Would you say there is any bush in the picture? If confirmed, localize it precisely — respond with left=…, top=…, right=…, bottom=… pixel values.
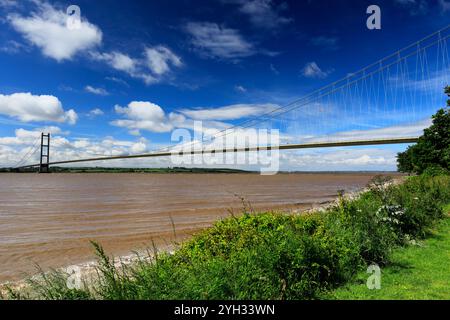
left=422, top=165, right=449, bottom=177
left=391, top=175, right=450, bottom=238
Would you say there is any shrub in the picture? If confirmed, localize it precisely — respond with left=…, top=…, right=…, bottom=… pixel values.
left=391, top=175, right=449, bottom=238
left=422, top=165, right=449, bottom=177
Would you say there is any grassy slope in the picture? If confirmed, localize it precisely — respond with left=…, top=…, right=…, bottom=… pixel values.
left=327, top=205, right=450, bottom=300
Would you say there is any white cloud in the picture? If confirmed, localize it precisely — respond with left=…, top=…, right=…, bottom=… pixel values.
left=5, top=2, right=180, bottom=85
left=85, top=85, right=109, bottom=96
left=145, top=45, right=182, bottom=76
left=8, top=1, right=102, bottom=61
left=110, top=100, right=280, bottom=135
left=90, top=51, right=137, bottom=74
left=0, top=128, right=41, bottom=145
left=91, top=45, right=182, bottom=85
left=38, top=125, right=65, bottom=134
left=0, top=92, right=77, bottom=124
left=0, top=127, right=154, bottom=167
left=302, top=62, right=332, bottom=79
left=130, top=138, right=148, bottom=153
left=112, top=101, right=184, bottom=134
left=88, top=108, right=104, bottom=117
left=179, top=103, right=278, bottom=121
left=185, top=22, right=255, bottom=59
left=90, top=51, right=156, bottom=85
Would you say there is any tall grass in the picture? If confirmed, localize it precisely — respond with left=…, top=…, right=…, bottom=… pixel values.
left=3, top=174, right=450, bottom=300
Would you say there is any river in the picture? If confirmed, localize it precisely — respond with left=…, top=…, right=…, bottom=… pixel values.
left=0, top=172, right=398, bottom=283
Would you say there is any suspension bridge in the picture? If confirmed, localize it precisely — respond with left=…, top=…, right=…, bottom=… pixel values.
left=12, top=25, right=450, bottom=172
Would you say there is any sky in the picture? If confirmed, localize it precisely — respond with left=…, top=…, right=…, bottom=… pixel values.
left=0, top=0, right=449, bottom=171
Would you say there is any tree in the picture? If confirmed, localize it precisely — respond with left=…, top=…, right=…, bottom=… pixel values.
left=397, top=86, right=450, bottom=174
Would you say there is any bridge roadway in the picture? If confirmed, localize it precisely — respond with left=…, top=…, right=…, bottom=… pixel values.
left=17, top=137, right=419, bottom=169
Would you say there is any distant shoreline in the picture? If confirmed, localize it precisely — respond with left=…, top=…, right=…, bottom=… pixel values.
left=0, top=167, right=402, bottom=174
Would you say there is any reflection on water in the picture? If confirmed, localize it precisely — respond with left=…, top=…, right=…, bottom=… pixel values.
left=0, top=172, right=395, bottom=283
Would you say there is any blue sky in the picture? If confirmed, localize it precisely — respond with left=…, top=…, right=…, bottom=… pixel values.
left=0, top=0, right=449, bottom=170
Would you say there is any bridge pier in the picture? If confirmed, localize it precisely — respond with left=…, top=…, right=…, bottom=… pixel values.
left=39, top=133, right=50, bottom=173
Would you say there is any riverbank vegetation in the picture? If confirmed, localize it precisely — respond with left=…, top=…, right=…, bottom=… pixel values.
left=3, top=173, right=449, bottom=300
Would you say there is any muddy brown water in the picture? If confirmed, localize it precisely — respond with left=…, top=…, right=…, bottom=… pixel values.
left=0, top=172, right=399, bottom=283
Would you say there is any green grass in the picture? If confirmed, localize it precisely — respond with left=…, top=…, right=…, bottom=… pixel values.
left=326, top=213, right=450, bottom=300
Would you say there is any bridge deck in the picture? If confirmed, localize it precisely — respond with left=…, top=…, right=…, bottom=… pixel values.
left=16, top=137, right=419, bottom=169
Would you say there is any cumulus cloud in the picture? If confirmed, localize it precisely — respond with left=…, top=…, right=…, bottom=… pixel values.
left=8, top=1, right=102, bottom=61
left=185, top=22, right=255, bottom=59
left=0, top=92, right=77, bottom=124
left=110, top=100, right=282, bottom=136
left=302, top=62, right=332, bottom=79
left=0, top=127, right=154, bottom=167
left=111, top=101, right=185, bottom=134
left=0, top=126, right=65, bottom=146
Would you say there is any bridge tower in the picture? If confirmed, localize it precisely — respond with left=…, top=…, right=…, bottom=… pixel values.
left=39, top=133, right=50, bottom=173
